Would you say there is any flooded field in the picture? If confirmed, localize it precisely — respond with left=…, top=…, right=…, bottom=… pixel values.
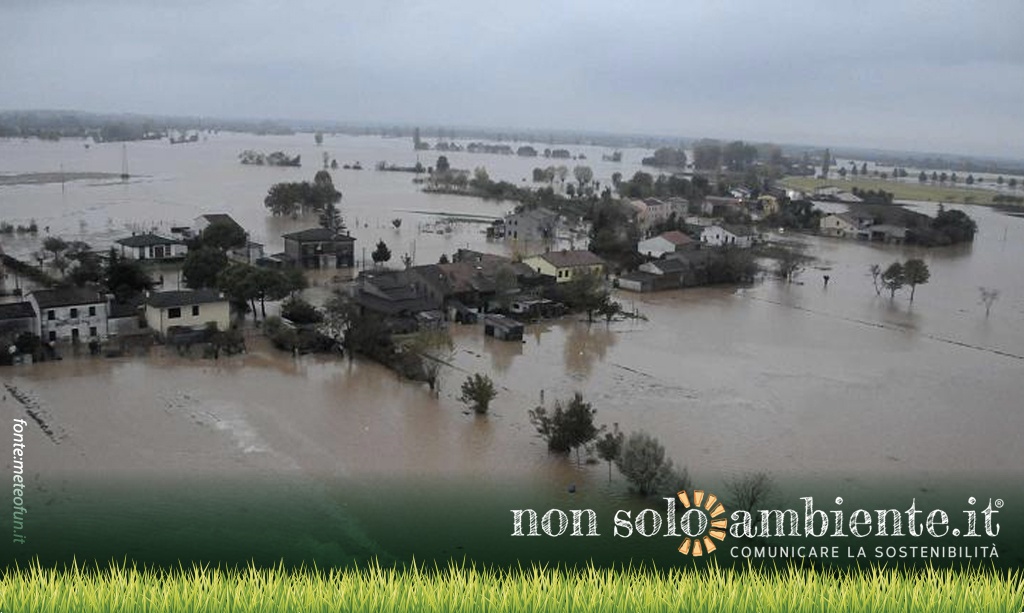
left=2, top=135, right=1024, bottom=565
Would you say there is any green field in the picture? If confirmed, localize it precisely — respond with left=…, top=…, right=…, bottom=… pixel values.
left=780, top=176, right=1018, bottom=206
left=2, top=561, right=1022, bottom=612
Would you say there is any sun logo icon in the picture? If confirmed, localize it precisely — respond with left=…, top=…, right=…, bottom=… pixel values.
left=676, top=489, right=728, bottom=556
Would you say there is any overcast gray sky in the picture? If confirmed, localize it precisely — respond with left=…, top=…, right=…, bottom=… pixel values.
left=2, top=0, right=1022, bottom=158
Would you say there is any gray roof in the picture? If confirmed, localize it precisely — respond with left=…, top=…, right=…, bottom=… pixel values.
left=719, top=223, right=757, bottom=237
left=145, top=289, right=226, bottom=308
left=0, top=302, right=36, bottom=320
left=198, top=213, right=244, bottom=231
left=531, top=250, right=605, bottom=269
left=647, top=258, right=690, bottom=273
left=282, top=228, right=356, bottom=242
left=116, top=233, right=182, bottom=248
left=31, top=287, right=106, bottom=308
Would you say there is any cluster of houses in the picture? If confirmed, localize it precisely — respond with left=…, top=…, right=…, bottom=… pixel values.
left=1, top=211, right=362, bottom=357
left=0, top=285, right=231, bottom=351
left=348, top=248, right=607, bottom=340
left=114, top=213, right=357, bottom=270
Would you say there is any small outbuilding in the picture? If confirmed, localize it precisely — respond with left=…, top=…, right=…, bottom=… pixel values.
left=484, top=314, right=524, bottom=341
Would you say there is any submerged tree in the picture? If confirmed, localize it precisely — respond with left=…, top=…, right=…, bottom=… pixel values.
left=979, top=287, right=1000, bottom=318
left=614, top=431, right=676, bottom=496
left=881, top=262, right=905, bottom=299
left=459, top=373, right=497, bottom=415
left=903, top=258, right=930, bottom=302
left=528, top=392, right=601, bottom=467
left=869, top=264, right=883, bottom=296
left=594, top=423, right=624, bottom=482
left=371, top=239, right=391, bottom=266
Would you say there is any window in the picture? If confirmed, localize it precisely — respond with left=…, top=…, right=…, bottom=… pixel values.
left=69, top=308, right=78, bottom=318
left=191, top=305, right=199, bottom=317
left=48, top=331, right=56, bottom=342
left=168, top=307, right=181, bottom=319
left=89, top=326, right=97, bottom=337
left=47, top=310, right=55, bottom=321
left=88, top=306, right=96, bottom=317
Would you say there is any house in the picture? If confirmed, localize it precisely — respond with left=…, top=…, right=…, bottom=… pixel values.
left=523, top=250, right=605, bottom=283
left=108, top=299, right=145, bottom=337
left=412, top=250, right=543, bottom=315
left=503, top=207, right=560, bottom=242
left=616, top=271, right=659, bottom=293
left=28, top=287, right=109, bottom=342
left=282, top=228, right=356, bottom=269
left=229, top=241, right=265, bottom=265
left=705, top=196, right=744, bottom=216
left=629, top=198, right=674, bottom=231
left=115, top=233, right=188, bottom=261
left=143, top=289, right=231, bottom=339
left=700, top=224, right=757, bottom=248
left=868, top=224, right=908, bottom=244
left=509, top=298, right=564, bottom=320
left=0, top=302, right=38, bottom=340
left=192, top=213, right=263, bottom=263
left=193, top=213, right=245, bottom=238
left=351, top=269, right=443, bottom=333
left=637, top=231, right=695, bottom=258
left=483, top=314, right=524, bottom=341
left=820, top=213, right=871, bottom=239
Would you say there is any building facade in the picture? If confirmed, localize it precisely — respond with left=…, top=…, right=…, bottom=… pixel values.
left=28, top=287, right=110, bottom=342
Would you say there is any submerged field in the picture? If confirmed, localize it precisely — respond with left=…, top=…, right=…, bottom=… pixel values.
left=1, top=561, right=1021, bottom=613
left=780, top=176, right=1019, bottom=205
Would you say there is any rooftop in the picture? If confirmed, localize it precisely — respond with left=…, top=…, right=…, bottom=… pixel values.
left=647, top=258, right=691, bottom=273
left=656, top=230, right=693, bottom=246
left=145, top=289, right=226, bottom=308
left=718, top=223, right=758, bottom=237
left=30, top=287, right=106, bottom=308
left=115, top=233, right=182, bottom=248
left=529, top=250, right=605, bottom=269
left=282, top=228, right=356, bottom=242
left=197, top=213, right=244, bottom=231
left=0, top=301, right=36, bottom=320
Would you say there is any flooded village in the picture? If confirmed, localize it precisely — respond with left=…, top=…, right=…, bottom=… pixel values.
left=2, top=129, right=1024, bottom=565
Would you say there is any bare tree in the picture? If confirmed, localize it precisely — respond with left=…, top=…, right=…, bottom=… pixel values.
left=979, top=287, right=1000, bottom=318
left=869, top=264, right=883, bottom=296
left=727, top=471, right=777, bottom=538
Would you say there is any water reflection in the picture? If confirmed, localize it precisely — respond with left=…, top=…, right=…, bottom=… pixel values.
left=563, top=321, right=617, bottom=377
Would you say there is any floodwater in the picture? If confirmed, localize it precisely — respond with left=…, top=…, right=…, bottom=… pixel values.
left=2, top=133, right=1023, bottom=495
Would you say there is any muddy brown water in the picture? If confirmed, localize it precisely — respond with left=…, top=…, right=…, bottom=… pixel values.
left=2, top=136, right=1023, bottom=561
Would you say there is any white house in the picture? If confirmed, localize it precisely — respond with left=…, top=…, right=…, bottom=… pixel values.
left=820, top=213, right=871, bottom=238
left=144, top=289, right=231, bottom=338
left=115, top=233, right=188, bottom=261
left=700, top=224, right=757, bottom=248
left=637, top=231, right=695, bottom=258
left=28, top=287, right=110, bottom=343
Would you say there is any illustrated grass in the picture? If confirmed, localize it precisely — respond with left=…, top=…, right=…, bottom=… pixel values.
left=2, top=560, right=1022, bottom=612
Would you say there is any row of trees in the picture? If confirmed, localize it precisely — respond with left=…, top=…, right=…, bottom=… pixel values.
left=456, top=372, right=776, bottom=514
left=263, top=170, right=342, bottom=217
left=526, top=392, right=688, bottom=495
left=870, top=259, right=930, bottom=301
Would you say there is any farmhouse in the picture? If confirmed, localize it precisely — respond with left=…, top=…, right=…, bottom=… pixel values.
left=523, top=250, right=605, bottom=283
left=143, top=289, right=231, bottom=338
